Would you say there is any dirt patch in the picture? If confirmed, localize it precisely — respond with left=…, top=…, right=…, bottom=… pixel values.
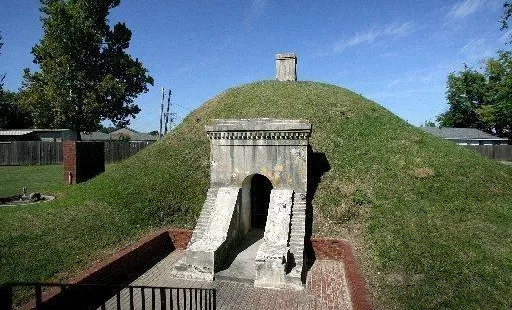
left=412, top=167, right=434, bottom=178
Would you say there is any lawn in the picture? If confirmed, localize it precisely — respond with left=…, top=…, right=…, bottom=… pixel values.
left=0, top=165, right=65, bottom=198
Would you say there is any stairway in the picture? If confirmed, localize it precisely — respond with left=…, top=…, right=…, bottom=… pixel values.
left=287, top=192, right=307, bottom=282
left=190, top=187, right=218, bottom=245
left=254, top=189, right=295, bottom=289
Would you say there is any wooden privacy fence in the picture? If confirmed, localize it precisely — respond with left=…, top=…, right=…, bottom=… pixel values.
left=464, top=145, right=512, bottom=161
left=104, top=140, right=152, bottom=164
left=0, top=141, right=154, bottom=166
left=0, top=141, right=62, bottom=165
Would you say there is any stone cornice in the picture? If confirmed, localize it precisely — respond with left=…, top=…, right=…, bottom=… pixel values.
left=206, top=130, right=310, bottom=140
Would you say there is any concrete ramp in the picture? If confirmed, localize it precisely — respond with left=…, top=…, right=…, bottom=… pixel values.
left=254, top=189, right=295, bottom=289
left=173, top=186, right=241, bottom=281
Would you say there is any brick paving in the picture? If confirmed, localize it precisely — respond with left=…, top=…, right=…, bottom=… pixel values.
left=98, top=251, right=350, bottom=310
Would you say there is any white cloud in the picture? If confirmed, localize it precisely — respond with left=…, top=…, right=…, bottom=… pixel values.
left=333, top=30, right=379, bottom=52
left=461, top=37, right=486, bottom=52
left=333, top=21, right=414, bottom=53
left=244, top=0, right=268, bottom=28
left=385, top=63, right=456, bottom=89
left=385, top=22, right=414, bottom=36
left=460, top=37, right=495, bottom=59
left=448, top=0, right=486, bottom=19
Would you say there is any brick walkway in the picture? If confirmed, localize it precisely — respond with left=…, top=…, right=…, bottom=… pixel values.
left=99, top=251, right=350, bottom=310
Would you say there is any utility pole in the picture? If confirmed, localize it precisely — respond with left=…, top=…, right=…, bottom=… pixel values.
left=159, top=87, right=164, bottom=140
left=164, top=89, right=171, bottom=135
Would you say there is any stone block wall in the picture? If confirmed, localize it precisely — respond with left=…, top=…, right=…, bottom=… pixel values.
left=63, top=141, right=105, bottom=184
left=275, top=53, right=297, bottom=81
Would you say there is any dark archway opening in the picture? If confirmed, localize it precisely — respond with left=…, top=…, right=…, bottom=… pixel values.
left=250, top=174, right=273, bottom=230
left=215, top=174, right=273, bottom=279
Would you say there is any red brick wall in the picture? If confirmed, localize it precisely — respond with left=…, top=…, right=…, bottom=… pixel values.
left=168, top=229, right=192, bottom=250
left=63, top=141, right=105, bottom=184
left=309, top=238, right=372, bottom=310
left=63, top=141, right=77, bottom=184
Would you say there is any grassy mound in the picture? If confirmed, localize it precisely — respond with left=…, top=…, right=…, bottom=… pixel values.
left=2, top=81, right=511, bottom=308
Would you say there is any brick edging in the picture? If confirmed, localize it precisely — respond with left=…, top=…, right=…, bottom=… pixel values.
left=19, top=228, right=185, bottom=310
left=18, top=229, right=370, bottom=310
left=309, top=238, right=373, bottom=310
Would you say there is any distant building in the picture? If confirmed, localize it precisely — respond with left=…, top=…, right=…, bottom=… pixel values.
left=421, top=127, right=509, bottom=145
left=0, top=128, right=158, bottom=143
left=81, top=128, right=158, bottom=142
left=0, top=129, right=75, bottom=142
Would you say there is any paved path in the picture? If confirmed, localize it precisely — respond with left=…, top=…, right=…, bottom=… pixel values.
left=99, top=251, right=350, bottom=310
left=215, top=229, right=263, bottom=283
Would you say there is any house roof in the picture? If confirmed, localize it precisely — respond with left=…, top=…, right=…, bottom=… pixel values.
left=80, top=131, right=158, bottom=141
left=0, top=129, right=71, bottom=136
left=421, top=127, right=508, bottom=141
left=110, top=127, right=138, bottom=135
left=131, top=133, right=158, bottom=141
left=0, top=130, right=34, bottom=136
left=81, top=131, right=111, bottom=141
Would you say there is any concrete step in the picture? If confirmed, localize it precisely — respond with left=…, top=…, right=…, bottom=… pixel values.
left=290, top=229, right=305, bottom=240
left=289, top=245, right=304, bottom=252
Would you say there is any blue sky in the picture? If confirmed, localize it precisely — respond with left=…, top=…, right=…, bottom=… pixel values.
left=0, top=0, right=510, bottom=132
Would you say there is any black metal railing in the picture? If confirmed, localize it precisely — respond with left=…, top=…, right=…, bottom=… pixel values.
left=0, top=282, right=216, bottom=310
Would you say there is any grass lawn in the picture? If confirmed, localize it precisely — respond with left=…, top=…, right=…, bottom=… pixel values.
left=0, top=165, right=66, bottom=198
left=0, top=163, right=146, bottom=304
left=1, top=81, right=512, bottom=309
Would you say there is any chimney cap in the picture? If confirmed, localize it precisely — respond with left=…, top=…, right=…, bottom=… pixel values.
left=275, top=53, right=297, bottom=60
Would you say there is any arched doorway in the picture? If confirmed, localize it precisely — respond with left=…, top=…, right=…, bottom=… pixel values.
left=241, top=174, right=273, bottom=233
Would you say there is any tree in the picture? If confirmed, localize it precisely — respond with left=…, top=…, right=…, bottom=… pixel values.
left=0, top=32, right=32, bottom=129
left=421, top=119, right=436, bottom=127
left=0, top=91, right=32, bottom=128
left=437, top=53, right=512, bottom=139
left=485, top=51, right=512, bottom=138
left=437, top=66, right=490, bottom=130
left=20, top=0, right=153, bottom=139
left=502, top=2, right=512, bottom=35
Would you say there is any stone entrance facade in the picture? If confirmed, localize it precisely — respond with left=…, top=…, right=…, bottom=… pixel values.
left=174, top=119, right=311, bottom=290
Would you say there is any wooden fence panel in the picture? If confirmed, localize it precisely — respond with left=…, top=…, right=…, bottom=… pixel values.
left=0, top=141, right=153, bottom=166
left=0, top=141, right=63, bottom=165
left=464, top=145, right=512, bottom=161
left=104, top=141, right=152, bottom=164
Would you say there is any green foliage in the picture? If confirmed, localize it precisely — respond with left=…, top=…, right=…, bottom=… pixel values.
left=0, top=90, right=33, bottom=128
left=485, top=51, right=512, bottom=137
left=19, top=0, right=153, bottom=136
left=0, top=33, right=32, bottom=129
left=1, top=81, right=512, bottom=309
left=437, top=66, right=488, bottom=129
left=501, top=2, right=512, bottom=34
left=438, top=53, right=512, bottom=138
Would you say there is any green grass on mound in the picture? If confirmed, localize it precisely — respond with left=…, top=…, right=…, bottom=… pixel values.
left=1, top=81, right=511, bottom=309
